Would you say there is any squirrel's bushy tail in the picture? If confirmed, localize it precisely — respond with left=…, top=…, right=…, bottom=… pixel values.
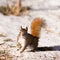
left=31, top=18, right=45, bottom=38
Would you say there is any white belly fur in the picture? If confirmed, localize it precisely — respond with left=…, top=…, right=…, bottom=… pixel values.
left=18, top=36, right=26, bottom=46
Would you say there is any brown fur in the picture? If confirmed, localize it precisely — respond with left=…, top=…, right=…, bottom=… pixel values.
left=31, top=18, right=46, bottom=37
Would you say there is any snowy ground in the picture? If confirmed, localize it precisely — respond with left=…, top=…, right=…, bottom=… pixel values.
left=0, top=0, right=60, bottom=60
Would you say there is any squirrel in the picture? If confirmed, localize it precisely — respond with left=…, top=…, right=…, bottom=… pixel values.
left=17, top=18, right=46, bottom=53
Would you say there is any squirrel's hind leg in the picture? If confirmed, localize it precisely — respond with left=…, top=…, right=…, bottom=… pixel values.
left=20, top=43, right=27, bottom=53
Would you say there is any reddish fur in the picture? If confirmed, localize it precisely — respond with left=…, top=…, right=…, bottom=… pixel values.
left=31, top=18, right=45, bottom=37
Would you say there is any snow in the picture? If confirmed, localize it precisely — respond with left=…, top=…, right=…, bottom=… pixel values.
left=0, top=0, right=60, bottom=60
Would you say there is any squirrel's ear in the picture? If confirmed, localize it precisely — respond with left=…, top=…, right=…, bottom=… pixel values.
left=26, top=27, right=28, bottom=31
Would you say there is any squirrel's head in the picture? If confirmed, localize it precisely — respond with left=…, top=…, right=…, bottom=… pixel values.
left=20, top=26, right=28, bottom=34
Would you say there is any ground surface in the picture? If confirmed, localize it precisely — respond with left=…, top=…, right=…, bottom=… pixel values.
left=0, top=0, right=60, bottom=60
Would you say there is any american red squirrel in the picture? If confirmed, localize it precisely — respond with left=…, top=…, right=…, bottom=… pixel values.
left=17, top=18, right=46, bottom=53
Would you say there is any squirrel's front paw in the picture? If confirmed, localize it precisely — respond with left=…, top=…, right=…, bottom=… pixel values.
left=17, top=43, right=22, bottom=49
